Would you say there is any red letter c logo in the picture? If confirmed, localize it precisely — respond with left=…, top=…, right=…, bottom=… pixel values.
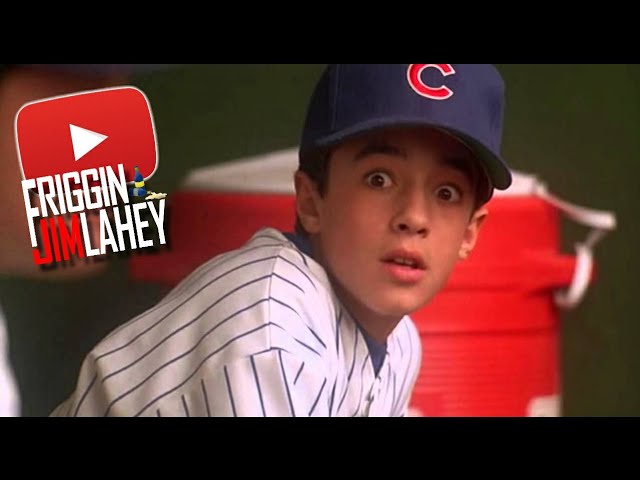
left=407, top=64, right=455, bottom=100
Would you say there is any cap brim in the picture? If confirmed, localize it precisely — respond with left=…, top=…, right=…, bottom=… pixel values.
left=307, top=117, right=513, bottom=191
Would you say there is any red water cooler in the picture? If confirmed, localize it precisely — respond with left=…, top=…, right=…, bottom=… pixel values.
left=129, top=148, right=616, bottom=417
left=408, top=186, right=615, bottom=417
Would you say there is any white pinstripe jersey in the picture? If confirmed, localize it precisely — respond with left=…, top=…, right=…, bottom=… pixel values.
left=51, top=228, right=422, bottom=417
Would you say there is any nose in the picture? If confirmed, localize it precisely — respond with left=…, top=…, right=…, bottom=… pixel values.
left=391, top=188, right=430, bottom=237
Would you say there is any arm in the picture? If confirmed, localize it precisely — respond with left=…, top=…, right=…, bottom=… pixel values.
left=51, top=284, right=333, bottom=417
left=51, top=343, right=331, bottom=417
left=50, top=237, right=335, bottom=417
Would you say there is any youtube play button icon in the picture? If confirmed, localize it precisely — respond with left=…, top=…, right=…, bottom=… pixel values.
left=15, top=86, right=158, bottom=184
left=69, top=124, right=108, bottom=162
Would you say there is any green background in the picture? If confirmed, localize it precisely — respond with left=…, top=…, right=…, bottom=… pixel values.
left=1, top=64, right=637, bottom=416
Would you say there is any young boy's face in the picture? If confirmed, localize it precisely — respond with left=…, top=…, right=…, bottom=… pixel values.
left=296, top=126, right=488, bottom=339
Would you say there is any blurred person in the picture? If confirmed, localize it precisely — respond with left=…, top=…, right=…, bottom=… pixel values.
left=0, top=64, right=160, bottom=416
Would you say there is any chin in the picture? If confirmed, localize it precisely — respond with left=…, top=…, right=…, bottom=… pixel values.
left=371, top=293, right=432, bottom=319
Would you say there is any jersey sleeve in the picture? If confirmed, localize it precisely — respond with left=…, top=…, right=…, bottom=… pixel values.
left=50, top=264, right=335, bottom=417
left=51, top=330, right=331, bottom=417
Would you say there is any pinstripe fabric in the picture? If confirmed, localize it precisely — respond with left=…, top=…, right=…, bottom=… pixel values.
left=51, top=228, right=421, bottom=417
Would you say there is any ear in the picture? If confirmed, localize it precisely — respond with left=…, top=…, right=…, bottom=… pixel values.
left=294, top=170, right=323, bottom=235
left=459, top=207, right=488, bottom=260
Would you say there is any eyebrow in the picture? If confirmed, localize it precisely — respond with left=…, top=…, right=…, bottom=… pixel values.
left=353, top=143, right=407, bottom=162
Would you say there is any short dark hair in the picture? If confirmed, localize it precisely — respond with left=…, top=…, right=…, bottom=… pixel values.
left=294, top=148, right=493, bottom=237
left=294, top=149, right=332, bottom=237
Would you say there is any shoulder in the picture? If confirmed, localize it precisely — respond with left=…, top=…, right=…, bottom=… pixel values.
left=88, top=227, right=337, bottom=367
left=156, top=228, right=324, bottom=312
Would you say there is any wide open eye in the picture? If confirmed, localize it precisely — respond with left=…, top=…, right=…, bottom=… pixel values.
left=435, top=185, right=462, bottom=202
left=366, top=171, right=393, bottom=189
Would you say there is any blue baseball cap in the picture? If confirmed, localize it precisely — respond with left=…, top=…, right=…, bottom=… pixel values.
left=299, top=64, right=512, bottom=192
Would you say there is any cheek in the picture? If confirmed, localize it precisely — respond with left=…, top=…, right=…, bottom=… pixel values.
left=318, top=192, right=381, bottom=267
left=432, top=216, right=471, bottom=255
left=321, top=207, right=368, bottom=257
left=321, top=189, right=380, bottom=231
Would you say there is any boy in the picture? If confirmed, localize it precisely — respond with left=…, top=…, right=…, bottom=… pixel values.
left=52, top=64, right=512, bottom=417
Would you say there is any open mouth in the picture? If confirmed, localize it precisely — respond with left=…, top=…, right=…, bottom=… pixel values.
left=381, top=251, right=426, bottom=270
left=386, top=257, right=420, bottom=269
